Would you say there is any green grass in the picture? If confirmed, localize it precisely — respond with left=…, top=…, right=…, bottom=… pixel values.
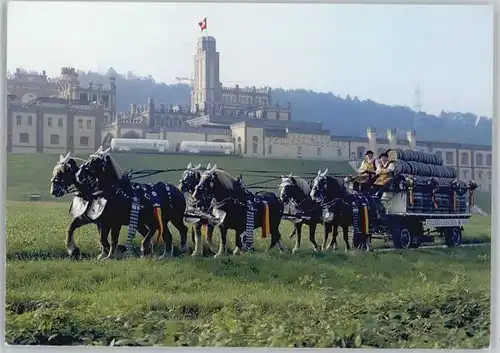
left=7, top=152, right=353, bottom=202
left=6, top=201, right=491, bottom=348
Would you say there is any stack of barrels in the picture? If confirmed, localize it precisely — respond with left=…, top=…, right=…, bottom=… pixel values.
left=387, top=149, right=469, bottom=214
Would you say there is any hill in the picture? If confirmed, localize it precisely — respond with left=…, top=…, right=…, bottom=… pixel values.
left=74, top=68, right=491, bottom=145
left=7, top=153, right=352, bottom=202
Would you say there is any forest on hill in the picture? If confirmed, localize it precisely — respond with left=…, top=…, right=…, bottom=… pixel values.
left=74, top=68, right=492, bottom=145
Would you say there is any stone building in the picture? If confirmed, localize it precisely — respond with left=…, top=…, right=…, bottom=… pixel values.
left=7, top=67, right=116, bottom=154
left=6, top=35, right=492, bottom=191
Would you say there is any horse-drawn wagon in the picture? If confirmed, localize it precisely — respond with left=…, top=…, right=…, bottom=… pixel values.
left=344, top=149, right=478, bottom=250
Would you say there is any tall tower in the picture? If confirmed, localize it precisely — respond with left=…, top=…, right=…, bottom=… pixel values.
left=191, top=36, right=221, bottom=112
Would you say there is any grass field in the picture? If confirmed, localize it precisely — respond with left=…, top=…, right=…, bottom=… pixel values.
left=6, top=200, right=491, bottom=348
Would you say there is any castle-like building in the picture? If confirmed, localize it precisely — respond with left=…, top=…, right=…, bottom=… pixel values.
left=6, top=36, right=492, bottom=192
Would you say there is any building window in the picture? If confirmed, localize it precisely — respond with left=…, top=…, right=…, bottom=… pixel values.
left=86, top=120, right=92, bottom=130
left=92, top=94, right=98, bottom=103
left=252, top=136, right=258, bottom=154
left=50, top=134, right=60, bottom=145
left=337, top=148, right=342, bottom=157
left=80, top=136, right=89, bottom=146
left=47, top=117, right=52, bottom=127
left=102, top=95, right=109, bottom=108
left=351, top=152, right=356, bottom=160
left=434, top=150, right=442, bottom=159
left=19, top=132, right=29, bottom=144
left=268, top=145, right=272, bottom=155
left=297, top=146, right=302, bottom=156
left=460, top=152, right=469, bottom=165
left=445, top=152, right=454, bottom=165
left=478, top=171, right=484, bottom=180
left=27, top=116, right=32, bottom=126
left=486, top=154, right=492, bottom=166
left=462, top=170, right=469, bottom=179
left=357, top=146, right=366, bottom=159
left=78, top=119, right=83, bottom=130
left=475, top=153, right=483, bottom=166
left=317, top=147, right=321, bottom=156
left=16, top=115, right=21, bottom=125
left=80, top=93, right=88, bottom=102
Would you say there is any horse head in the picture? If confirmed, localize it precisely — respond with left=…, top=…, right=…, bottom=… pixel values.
left=278, top=172, right=309, bottom=205
left=179, top=162, right=203, bottom=194
left=192, top=164, right=239, bottom=206
left=50, top=152, right=80, bottom=197
left=309, top=168, right=346, bottom=204
left=75, top=146, right=118, bottom=189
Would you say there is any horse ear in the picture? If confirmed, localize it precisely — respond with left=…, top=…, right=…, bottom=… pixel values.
left=187, top=162, right=192, bottom=169
left=317, top=170, right=321, bottom=176
left=96, top=146, right=103, bottom=154
left=59, top=154, right=65, bottom=162
left=321, top=168, right=328, bottom=176
left=210, top=164, right=217, bottom=172
left=64, top=151, right=71, bottom=160
left=206, top=163, right=212, bottom=170
left=195, top=163, right=202, bottom=169
left=288, top=172, right=293, bottom=177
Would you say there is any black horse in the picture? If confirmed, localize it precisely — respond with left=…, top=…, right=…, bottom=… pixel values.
left=179, top=162, right=227, bottom=256
left=49, top=151, right=149, bottom=259
left=309, top=169, right=355, bottom=251
left=75, top=147, right=189, bottom=258
left=192, top=165, right=286, bottom=256
left=278, top=173, right=324, bottom=253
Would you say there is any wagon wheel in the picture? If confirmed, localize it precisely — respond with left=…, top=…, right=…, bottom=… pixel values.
left=444, top=227, right=462, bottom=248
left=391, top=227, right=412, bottom=249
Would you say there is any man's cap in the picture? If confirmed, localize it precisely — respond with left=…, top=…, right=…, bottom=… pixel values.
left=379, top=152, right=389, bottom=158
left=365, top=150, right=374, bottom=155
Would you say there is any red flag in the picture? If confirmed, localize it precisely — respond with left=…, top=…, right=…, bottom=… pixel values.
left=198, top=17, right=207, bottom=31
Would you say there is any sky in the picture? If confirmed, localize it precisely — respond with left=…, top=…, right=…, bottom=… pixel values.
left=7, top=2, right=494, bottom=117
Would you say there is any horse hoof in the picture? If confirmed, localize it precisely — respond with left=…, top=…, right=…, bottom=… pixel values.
left=214, top=253, right=223, bottom=259
left=292, top=247, right=299, bottom=254
left=191, top=252, right=202, bottom=257
left=232, top=249, right=241, bottom=256
left=97, top=253, right=106, bottom=261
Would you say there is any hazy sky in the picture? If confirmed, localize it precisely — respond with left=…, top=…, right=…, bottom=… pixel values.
left=7, top=2, right=494, bottom=117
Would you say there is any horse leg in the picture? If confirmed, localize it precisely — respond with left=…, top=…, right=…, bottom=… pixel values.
left=171, top=217, right=189, bottom=254
left=206, top=224, right=217, bottom=251
left=215, top=226, right=229, bottom=258
left=308, top=223, right=320, bottom=252
left=96, top=225, right=112, bottom=260
left=292, top=223, right=303, bottom=254
left=233, top=227, right=244, bottom=256
left=342, top=223, right=351, bottom=251
left=105, top=225, right=122, bottom=259
left=65, top=217, right=89, bottom=259
left=321, top=223, right=330, bottom=251
left=329, top=223, right=339, bottom=251
left=157, top=222, right=174, bottom=258
left=268, top=224, right=286, bottom=254
left=192, top=222, right=204, bottom=257
left=140, top=227, right=156, bottom=258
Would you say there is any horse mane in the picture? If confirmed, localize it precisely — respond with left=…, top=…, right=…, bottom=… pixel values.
left=106, top=155, right=123, bottom=179
left=281, top=176, right=311, bottom=195
left=207, top=169, right=237, bottom=190
left=52, top=157, right=81, bottom=177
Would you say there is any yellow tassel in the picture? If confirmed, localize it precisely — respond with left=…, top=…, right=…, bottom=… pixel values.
left=363, top=206, right=369, bottom=234
left=202, top=223, right=208, bottom=238
left=262, top=203, right=270, bottom=238
left=154, top=207, right=163, bottom=244
left=453, top=191, right=457, bottom=211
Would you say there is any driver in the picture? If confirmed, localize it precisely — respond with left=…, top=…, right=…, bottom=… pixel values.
left=371, top=152, right=395, bottom=197
left=355, top=150, right=376, bottom=192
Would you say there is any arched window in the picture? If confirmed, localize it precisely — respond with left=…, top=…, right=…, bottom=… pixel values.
left=434, top=150, right=442, bottom=159
left=478, top=171, right=484, bottom=180
left=297, top=146, right=302, bottom=156
left=252, top=136, right=258, bottom=154
left=357, top=146, right=365, bottom=159
left=487, top=154, right=492, bottom=166
left=460, top=152, right=469, bottom=165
